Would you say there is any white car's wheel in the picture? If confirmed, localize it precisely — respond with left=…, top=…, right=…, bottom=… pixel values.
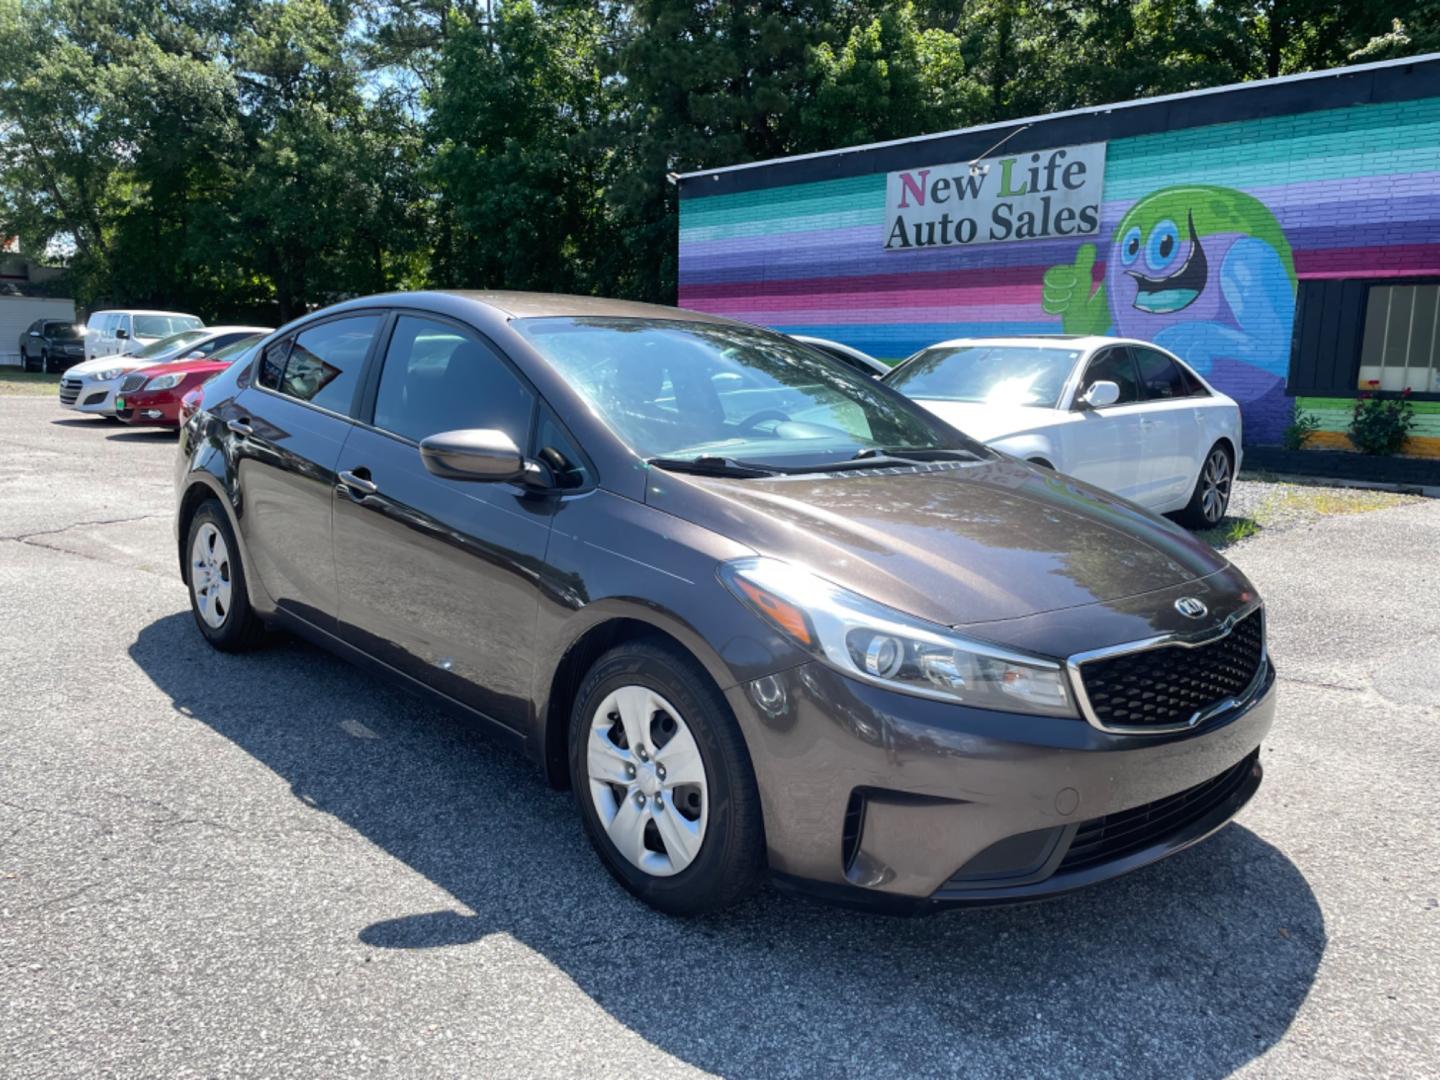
left=1176, top=444, right=1233, bottom=529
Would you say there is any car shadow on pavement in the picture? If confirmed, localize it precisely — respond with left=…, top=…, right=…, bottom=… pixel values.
left=130, top=612, right=1325, bottom=1078
left=105, top=430, right=176, bottom=442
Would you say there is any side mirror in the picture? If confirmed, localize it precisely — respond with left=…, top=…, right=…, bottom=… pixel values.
left=419, top=429, right=548, bottom=486
left=1080, top=380, right=1120, bottom=409
left=28, top=330, right=41, bottom=338
left=115, top=328, right=129, bottom=339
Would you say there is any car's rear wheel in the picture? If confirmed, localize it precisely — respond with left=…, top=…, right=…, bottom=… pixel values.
left=186, top=500, right=266, bottom=651
left=569, top=639, right=765, bottom=915
left=1175, top=443, right=1233, bottom=529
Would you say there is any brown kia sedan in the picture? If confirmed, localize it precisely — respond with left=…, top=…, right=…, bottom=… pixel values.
left=175, top=292, right=1275, bottom=914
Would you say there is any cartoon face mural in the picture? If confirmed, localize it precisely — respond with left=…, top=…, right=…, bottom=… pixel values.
left=1043, top=185, right=1297, bottom=441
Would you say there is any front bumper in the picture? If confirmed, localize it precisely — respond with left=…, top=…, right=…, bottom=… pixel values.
left=727, top=657, right=1275, bottom=912
left=116, top=386, right=183, bottom=427
left=59, top=376, right=125, bottom=414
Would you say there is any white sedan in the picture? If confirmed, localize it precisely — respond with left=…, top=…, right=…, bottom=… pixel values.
left=884, top=335, right=1242, bottom=529
left=59, top=326, right=270, bottom=417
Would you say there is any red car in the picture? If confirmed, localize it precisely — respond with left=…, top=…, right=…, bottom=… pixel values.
left=116, top=336, right=263, bottom=428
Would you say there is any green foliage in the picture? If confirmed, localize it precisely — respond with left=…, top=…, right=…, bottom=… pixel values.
left=1282, top=405, right=1322, bottom=451
left=1349, top=394, right=1418, bottom=456
left=2, top=0, right=1436, bottom=315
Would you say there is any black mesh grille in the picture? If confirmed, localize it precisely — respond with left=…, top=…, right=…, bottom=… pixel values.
left=841, top=792, right=865, bottom=872
left=1058, top=751, right=1257, bottom=873
left=59, top=378, right=81, bottom=404
left=1079, top=609, right=1264, bottom=731
left=119, top=373, right=147, bottom=393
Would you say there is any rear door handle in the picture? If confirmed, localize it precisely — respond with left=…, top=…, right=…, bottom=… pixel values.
left=338, top=469, right=378, bottom=496
left=227, top=418, right=253, bottom=436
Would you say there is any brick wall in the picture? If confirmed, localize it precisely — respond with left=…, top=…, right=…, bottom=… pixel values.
left=679, top=97, right=1440, bottom=446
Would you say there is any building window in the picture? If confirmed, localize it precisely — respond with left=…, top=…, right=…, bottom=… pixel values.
left=1358, top=284, right=1440, bottom=393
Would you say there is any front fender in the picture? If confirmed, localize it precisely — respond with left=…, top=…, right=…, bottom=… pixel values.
left=990, top=435, right=1059, bottom=469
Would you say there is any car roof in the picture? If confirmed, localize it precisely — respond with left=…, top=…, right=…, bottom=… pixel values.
left=89, top=309, right=203, bottom=318
left=386, top=290, right=745, bottom=325
left=921, top=334, right=1175, bottom=353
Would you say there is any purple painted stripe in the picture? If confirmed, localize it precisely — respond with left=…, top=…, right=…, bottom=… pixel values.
left=679, top=218, right=1440, bottom=287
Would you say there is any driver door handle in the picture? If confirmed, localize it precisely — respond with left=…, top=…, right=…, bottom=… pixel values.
left=338, top=469, right=378, bottom=496
left=227, top=418, right=253, bottom=436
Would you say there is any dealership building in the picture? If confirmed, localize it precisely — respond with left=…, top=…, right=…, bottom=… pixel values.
left=676, top=54, right=1440, bottom=456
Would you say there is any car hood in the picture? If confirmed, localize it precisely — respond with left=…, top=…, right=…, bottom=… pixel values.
left=645, top=458, right=1227, bottom=627
left=132, top=358, right=228, bottom=378
left=908, top=400, right=1065, bottom=443
left=68, top=356, right=149, bottom=377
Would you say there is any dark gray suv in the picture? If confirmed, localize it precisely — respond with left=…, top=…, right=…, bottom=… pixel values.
left=175, top=291, right=1275, bottom=914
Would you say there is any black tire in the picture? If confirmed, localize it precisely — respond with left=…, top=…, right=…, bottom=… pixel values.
left=1174, top=442, right=1234, bottom=530
left=184, top=499, right=267, bottom=651
left=1027, top=457, right=1055, bottom=470
left=568, top=639, right=766, bottom=915
left=22, top=350, right=39, bottom=373
left=40, top=349, right=51, bottom=373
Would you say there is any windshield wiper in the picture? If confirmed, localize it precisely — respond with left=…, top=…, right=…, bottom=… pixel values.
left=850, top=446, right=983, bottom=463
left=647, top=455, right=776, bottom=478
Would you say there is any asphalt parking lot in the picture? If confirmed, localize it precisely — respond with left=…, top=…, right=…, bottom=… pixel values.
left=2, top=393, right=1437, bottom=1079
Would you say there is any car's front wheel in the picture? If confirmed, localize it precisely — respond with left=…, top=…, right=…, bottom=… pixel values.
left=1175, top=443, right=1234, bottom=529
left=569, top=639, right=766, bottom=915
left=22, top=349, right=39, bottom=372
left=185, top=500, right=266, bottom=651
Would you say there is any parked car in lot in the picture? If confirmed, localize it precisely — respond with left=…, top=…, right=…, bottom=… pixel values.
left=176, top=292, right=1274, bottom=915
left=790, top=334, right=890, bottom=378
left=18, top=320, right=86, bottom=372
left=117, top=336, right=264, bottom=428
left=884, top=336, right=1242, bottom=528
left=83, top=309, right=203, bottom=361
left=61, top=325, right=268, bottom=418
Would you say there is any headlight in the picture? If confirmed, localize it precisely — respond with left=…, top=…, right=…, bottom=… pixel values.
left=93, top=368, right=126, bottom=381
left=720, top=557, right=1077, bottom=717
left=145, top=372, right=183, bottom=390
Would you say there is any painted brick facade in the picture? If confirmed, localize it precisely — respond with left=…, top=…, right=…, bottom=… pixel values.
left=678, top=83, right=1440, bottom=447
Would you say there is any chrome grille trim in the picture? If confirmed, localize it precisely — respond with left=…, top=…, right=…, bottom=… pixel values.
left=1066, top=599, right=1267, bottom=735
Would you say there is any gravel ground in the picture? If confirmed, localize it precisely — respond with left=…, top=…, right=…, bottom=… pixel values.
left=2, top=395, right=1437, bottom=1079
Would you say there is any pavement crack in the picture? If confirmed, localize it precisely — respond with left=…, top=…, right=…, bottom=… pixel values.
left=2, top=511, right=169, bottom=544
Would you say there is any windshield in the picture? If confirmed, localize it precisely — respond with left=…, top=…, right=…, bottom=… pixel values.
left=514, top=317, right=987, bottom=468
left=885, top=345, right=1081, bottom=408
left=46, top=322, right=81, bottom=339
left=134, top=329, right=208, bottom=359
left=134, top=314, right=203, bottom=339
left=205, top=335, right=263, bottom=363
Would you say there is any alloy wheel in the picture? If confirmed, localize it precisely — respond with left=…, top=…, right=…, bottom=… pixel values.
left=190, top=522, right=233, bottom=629
left=586, top=685, right=709, bottom=877
left=1201, top=448, right=1232, bottom=524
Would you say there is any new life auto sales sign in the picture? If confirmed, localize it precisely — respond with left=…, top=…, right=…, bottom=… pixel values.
left=884, top=142, right=1106, bottom=250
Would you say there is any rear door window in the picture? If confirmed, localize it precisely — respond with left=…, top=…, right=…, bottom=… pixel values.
left=1132, top=347, right=1192, bottom=400
left=1081, top=348, right=1141, bottom=405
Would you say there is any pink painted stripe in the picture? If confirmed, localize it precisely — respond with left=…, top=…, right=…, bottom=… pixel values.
left=698, top=283, right=1046, bottom=314
left=1295, top=243, right=1440, bottom=275
left=701, top=302, right=1050, bottom=326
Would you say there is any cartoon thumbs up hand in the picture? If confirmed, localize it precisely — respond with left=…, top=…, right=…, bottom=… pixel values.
left=1042, top=243, right=1111, bottom=336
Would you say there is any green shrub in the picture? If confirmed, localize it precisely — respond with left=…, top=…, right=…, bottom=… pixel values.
left=1282, top=405, right=1322, bottom=451
left=1348, top=387, right=1417, bottom=456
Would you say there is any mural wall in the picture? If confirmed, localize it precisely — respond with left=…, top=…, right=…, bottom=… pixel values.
left=677, top=97, right=1440, bottom=446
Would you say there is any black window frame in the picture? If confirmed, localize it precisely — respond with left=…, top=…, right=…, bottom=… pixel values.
left=1288, top=276, right=1440, bottom=402
left=354, top=308, right=598, bottom=493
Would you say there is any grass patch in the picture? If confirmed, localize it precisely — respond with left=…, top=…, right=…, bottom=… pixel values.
left=1199, top=480, right=1421, bottom=551
left=1197, top=516, right=1262, bottom=550
left=0, top=368, right=62, bottom=396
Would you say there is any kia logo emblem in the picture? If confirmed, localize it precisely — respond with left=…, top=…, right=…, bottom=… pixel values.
left=1175, top=597, right=1209, bottom=619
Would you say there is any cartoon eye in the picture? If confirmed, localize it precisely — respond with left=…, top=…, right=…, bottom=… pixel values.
left=1120, top=227, right=1141, bottom=266
left=1145, top=220, right=1181, bottom=272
